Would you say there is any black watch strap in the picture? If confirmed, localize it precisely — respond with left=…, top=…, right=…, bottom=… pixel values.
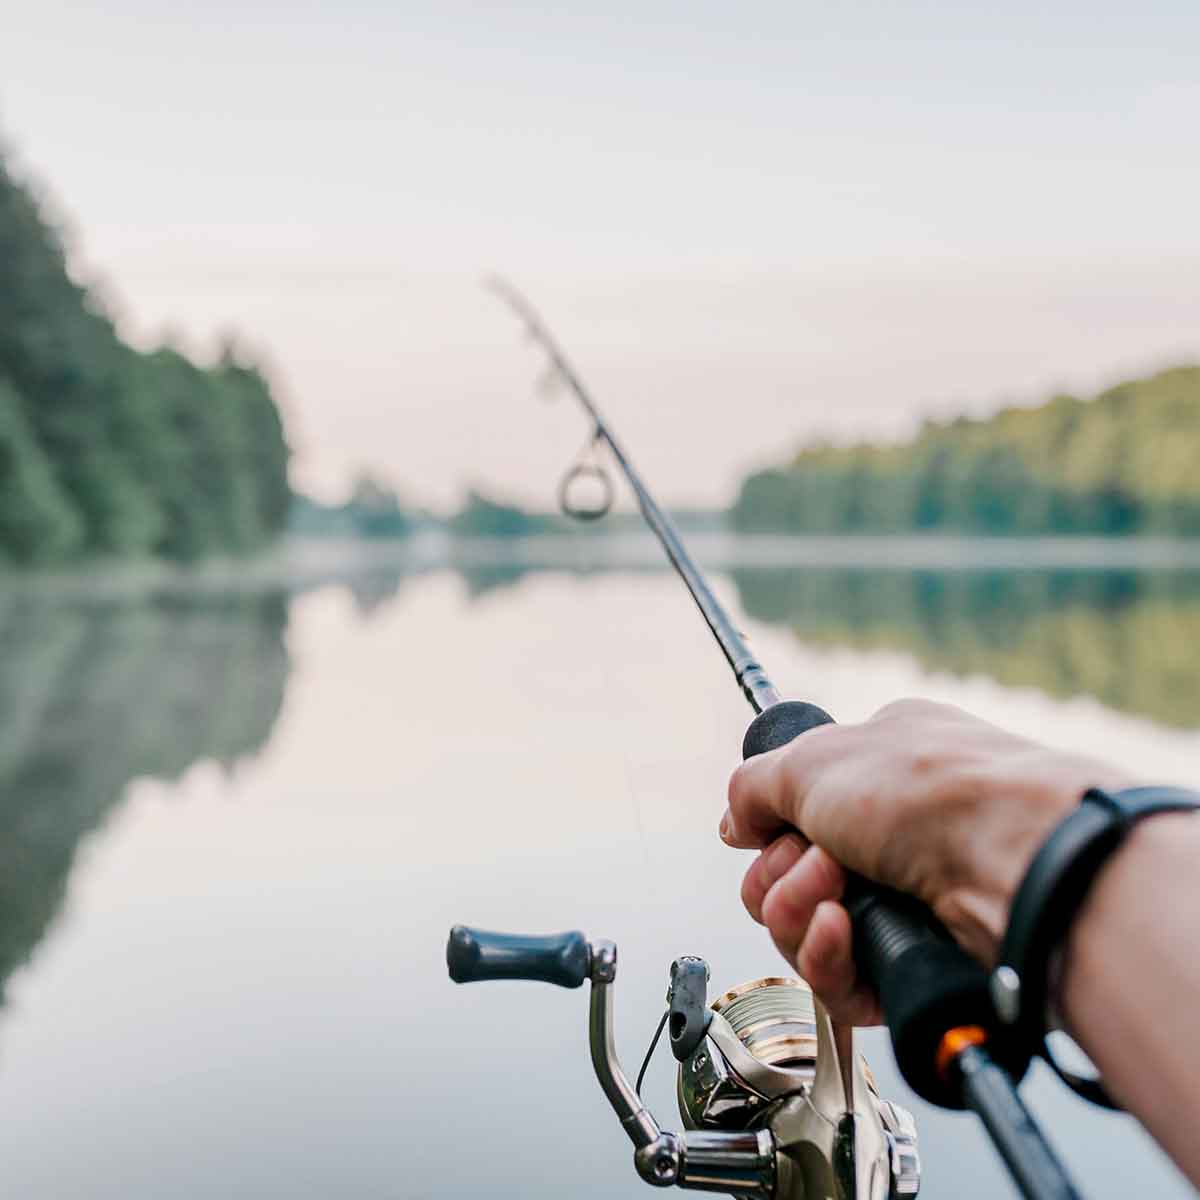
left=993, top=785, right=1200, bottom=1103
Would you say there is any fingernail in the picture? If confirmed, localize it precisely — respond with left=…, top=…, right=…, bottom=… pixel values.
left=719, top=811, right=732, bottom=843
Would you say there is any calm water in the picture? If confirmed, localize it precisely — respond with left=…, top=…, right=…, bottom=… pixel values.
left=0, top=542, right=1196, bottom=1199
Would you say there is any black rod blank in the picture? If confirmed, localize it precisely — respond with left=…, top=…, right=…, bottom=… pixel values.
left=959, top=1045, right=1082, bottom=1200
left=487, top=277, right=780, bottom=715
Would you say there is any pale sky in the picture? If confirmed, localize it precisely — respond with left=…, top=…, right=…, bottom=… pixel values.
left=2, top=2, right=1197, bottom=507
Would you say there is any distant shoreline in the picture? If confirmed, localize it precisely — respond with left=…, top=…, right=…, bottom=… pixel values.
left=434, top=530, right=1200, bottom=571
left=14, top=532, right=1200, bottom=592
left=6, top=530, right=1200, bottom=598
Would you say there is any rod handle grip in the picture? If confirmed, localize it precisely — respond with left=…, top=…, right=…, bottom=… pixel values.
left=741, top=699, right=835, bottom=757
left=446, top=925, right=591, bottom=988
left=742, top=702, right=1020, bottom=1108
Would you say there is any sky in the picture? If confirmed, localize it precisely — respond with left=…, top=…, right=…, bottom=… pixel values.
left=2, top=1, right=1198, bottom=508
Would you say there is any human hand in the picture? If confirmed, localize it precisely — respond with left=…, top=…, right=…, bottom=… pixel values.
left=721, top=699, right=1135, bottom=1025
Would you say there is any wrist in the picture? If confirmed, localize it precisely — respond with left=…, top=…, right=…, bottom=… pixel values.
left=1060, top=810, right=1200, bottom=1035
left=990, top=788, right=1200, bottom=1095
left=946, top=755, right=1138, bottom=963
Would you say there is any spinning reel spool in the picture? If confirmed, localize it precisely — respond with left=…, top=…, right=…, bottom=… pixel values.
left=447, top=925, right=920, bottom=1199
left=678, top=978, right=818, bottom=1129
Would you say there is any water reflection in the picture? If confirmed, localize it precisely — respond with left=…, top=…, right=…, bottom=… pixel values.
left=3, top=554, right=1197, bottom=1012
left=0, top=591, right=290, bottom=999
left=283, top=537, right=1200, bottom=735
left=0, top=555, right=1193, bottom=1199
left=439, top=552, right=1200, bottom=730
left=731, top=567, right=1200, bottom=729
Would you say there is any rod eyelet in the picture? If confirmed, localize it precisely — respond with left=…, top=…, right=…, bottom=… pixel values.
left=558, top=463, right=614, bottom=521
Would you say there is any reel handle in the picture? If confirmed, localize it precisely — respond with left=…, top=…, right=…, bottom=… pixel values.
left=742, top=700, right=1019, bottom=1108
left=446, top=925, right=591, bottom=988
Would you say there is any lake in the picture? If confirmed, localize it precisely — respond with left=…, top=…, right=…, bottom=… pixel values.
left=0, top=536, right=1195, bottom=1199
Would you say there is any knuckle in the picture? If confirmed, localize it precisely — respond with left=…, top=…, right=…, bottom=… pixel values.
left=759, top=880, right=787, bottom=929
left=812, top=848, right=846, bottom=896
left=871, top=696, right=926, bottom=722
left=871, top=696, right=956, bottom=726
left=905, top=744, right=942, bottom=780
left=784, top=719, right=841, bottom=758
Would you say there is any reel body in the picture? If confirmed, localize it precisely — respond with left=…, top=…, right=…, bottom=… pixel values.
left=447, top=925, right=920, bottom=1199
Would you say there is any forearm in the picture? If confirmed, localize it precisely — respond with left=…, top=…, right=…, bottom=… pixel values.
left=1061, top=812, right=1200, bottom=1187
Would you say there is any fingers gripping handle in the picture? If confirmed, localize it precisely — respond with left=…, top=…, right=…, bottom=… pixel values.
left=741, top=701, right=1016, bottom=1108
left=446, top=925, right=591, bottom=988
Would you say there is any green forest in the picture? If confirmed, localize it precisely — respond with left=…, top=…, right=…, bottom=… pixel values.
left=732, top=367, right=1200, bottom=536
left=0, top=154, right=290, bottom=565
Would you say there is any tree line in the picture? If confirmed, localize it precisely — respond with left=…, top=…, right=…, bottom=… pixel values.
left=0, top=153, right=290, bottom=565
left=732, top=367, right=1200, bottom=536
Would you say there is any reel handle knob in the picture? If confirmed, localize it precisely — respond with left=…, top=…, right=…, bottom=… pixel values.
left=446, top=925, right=591, bottom=988
left=742, top=701, right=1020, bottom=1108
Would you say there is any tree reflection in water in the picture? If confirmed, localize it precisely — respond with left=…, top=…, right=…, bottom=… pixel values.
left=731, top=567, right=1200, bottom=730
left=0, top=591, right=291, bottom=999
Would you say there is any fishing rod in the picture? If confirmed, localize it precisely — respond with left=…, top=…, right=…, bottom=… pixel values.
left=447, top=280, right=1084, bottom=1200
left=487, top=278, right=780, bottom=716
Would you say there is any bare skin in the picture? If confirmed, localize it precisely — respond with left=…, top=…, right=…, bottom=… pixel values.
left=721, top=699, right=1200, bottom=1187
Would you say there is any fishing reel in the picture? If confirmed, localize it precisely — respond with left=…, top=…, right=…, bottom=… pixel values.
left=447, top=926, right=920, bottom=1199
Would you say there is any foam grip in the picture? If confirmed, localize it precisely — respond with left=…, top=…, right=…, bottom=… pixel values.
left=446, top=925, right=591, bottom=988
left=742, top=700, right=835, bottom=758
